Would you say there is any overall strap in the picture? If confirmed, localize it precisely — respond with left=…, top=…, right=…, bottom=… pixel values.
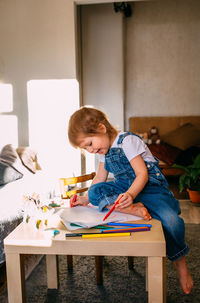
left=117, top=132, right=142, bottom=144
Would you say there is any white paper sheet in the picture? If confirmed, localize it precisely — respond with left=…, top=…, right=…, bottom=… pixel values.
left=58, top=205, right=142, bottom=230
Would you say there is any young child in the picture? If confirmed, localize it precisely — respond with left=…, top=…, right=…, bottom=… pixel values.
left=68, top=106, right=193, bottom=294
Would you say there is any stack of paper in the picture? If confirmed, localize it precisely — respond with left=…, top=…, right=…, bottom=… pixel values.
left=58, top=205, right=142, bottom=230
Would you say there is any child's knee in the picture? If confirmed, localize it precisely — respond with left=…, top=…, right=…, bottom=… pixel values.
left=88, top=182, right=110, bottom=197
left=88, top=182, right=118, bottom=211
left=88, top=183, right=101, bottom=196
left=88, top=183, right=102, bottom=205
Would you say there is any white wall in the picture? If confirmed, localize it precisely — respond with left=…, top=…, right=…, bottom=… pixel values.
left=81, top=3, right=124, bottom=131
left=125, top=0, right=200, bottom=129
left=79, top=0, right=200, bottom=132
left=0, top=0, right=82, bottom=177
left=1, top=0, right=199, bottom=144
left=0, top=0, right=77, bottom=146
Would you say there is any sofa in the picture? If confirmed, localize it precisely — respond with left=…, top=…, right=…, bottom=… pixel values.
left=129, top=116, right=200, bottom=197
left=0, top=144, right=59, bottom=290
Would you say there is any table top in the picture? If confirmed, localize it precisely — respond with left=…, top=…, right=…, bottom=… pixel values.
left=4, top=219, right=166, bottom=257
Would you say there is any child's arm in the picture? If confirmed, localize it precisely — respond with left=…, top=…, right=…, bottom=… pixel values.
left=116, top=155, right=148, bottom=209
left=91, top=162, right=109, bottom=185
left=70, top=162, right=108, bottom=207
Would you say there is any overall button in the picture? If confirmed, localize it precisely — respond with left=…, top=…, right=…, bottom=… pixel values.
left=156, top=173, right=160, bottom=176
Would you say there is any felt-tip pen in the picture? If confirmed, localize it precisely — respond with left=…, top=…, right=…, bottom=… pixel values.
left=107, top=222, right=152, bottom=228
left=65, top=232, right=131, bottom=238
left=65, top=233, right=99, bottom=237
left=82, top=233, right=130, bottom=239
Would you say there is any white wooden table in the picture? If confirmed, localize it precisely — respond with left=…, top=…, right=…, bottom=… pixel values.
left=4, top=219, right=166, bottom=303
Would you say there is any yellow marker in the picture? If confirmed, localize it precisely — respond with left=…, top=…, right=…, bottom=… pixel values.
left=82, top=232, right=130, bottom=239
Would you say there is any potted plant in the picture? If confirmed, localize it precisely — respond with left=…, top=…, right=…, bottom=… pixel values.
left=173, top=154, right=200, bottom=204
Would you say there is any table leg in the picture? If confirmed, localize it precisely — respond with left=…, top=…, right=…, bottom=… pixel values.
left=147, top=256, right=166, bottom=303
left=94, top=256, right=104, bottom=285
left=6, top=253, right=26, bottom=303
left=46, top=255, right=58, bottom=289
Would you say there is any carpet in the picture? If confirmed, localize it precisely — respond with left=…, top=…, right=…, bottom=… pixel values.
left=0, top=223, right=200, bottom=303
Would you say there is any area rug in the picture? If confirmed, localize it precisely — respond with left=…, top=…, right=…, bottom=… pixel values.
left=0, top=223, right=199, bottom=303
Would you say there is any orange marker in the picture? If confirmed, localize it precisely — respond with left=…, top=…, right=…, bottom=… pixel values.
left=103, top=195, right=123, bottom=221
left=70, top=194, right=77, bottom=208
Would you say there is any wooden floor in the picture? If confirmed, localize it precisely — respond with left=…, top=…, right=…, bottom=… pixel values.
left=179, top=200, right=200, bottom=224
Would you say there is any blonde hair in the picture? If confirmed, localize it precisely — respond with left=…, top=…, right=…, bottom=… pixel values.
left=68, top=107, right=117, bottom=147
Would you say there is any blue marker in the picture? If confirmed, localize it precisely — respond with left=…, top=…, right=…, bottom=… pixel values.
left=107, top=222, right=152, bottom=228
left=53, top=230, right=60, bottom=237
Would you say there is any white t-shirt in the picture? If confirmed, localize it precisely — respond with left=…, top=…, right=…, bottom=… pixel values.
left=99, top=131, right=156, bottom=163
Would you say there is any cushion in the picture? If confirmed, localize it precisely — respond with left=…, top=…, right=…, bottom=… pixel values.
left=16, top=147, right=40, bottom=173
left=0, top=160, right=23, bottom=185
left=161, top=123, right=200, bottom=150
left=0, top=144, right=25, bottom=172
left=148, top=143, right=181, bottom=166
left=0, top=144, right=19, bottom=166
left=0, top=144, right=25, bottom=185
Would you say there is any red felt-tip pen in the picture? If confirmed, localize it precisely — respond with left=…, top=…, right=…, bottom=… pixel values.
left=103, top=195, right=123, bottom=221
left=70, top=194, right=77, bottom=208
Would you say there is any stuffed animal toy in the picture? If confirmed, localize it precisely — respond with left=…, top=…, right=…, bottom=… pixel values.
left=148, top=126, right=161, bottom=145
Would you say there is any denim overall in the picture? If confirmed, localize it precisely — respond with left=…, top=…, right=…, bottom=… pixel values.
left=88, top=132, right=189, bottom=261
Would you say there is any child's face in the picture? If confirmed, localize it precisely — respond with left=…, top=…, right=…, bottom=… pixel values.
left=77, top=123, right=116, bottom=155
left=78, top=133, right=111, bottom=155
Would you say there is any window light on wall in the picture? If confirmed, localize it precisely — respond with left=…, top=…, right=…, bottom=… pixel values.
left=27, top=79, right=81, bottom=178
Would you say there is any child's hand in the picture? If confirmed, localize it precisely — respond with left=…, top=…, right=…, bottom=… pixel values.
left=115, top=192, right=133, bottom=209
left=70, top=195, right=89, bottom=207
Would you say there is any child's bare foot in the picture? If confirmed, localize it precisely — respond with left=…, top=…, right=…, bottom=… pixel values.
left=174, top=256, right=193, bottom=294
left=113, top=202, right=151, bottom=220
left=130, top=202, right=152, bottom=220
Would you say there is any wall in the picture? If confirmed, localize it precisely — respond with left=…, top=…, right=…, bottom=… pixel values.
left=1, top=0, right=199, bottom=144
left=79, top=0, right=200, bottom=132
left=0, top=0, right=77, bottom=146
left=80, top=3, right=124, bottom=131
left=0, top=0, right=82, bottom=177
left=125, top=0, right=200, bottom=129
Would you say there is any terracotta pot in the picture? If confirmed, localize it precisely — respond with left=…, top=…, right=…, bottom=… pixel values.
left=187, top=189, right=200, bottom=204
